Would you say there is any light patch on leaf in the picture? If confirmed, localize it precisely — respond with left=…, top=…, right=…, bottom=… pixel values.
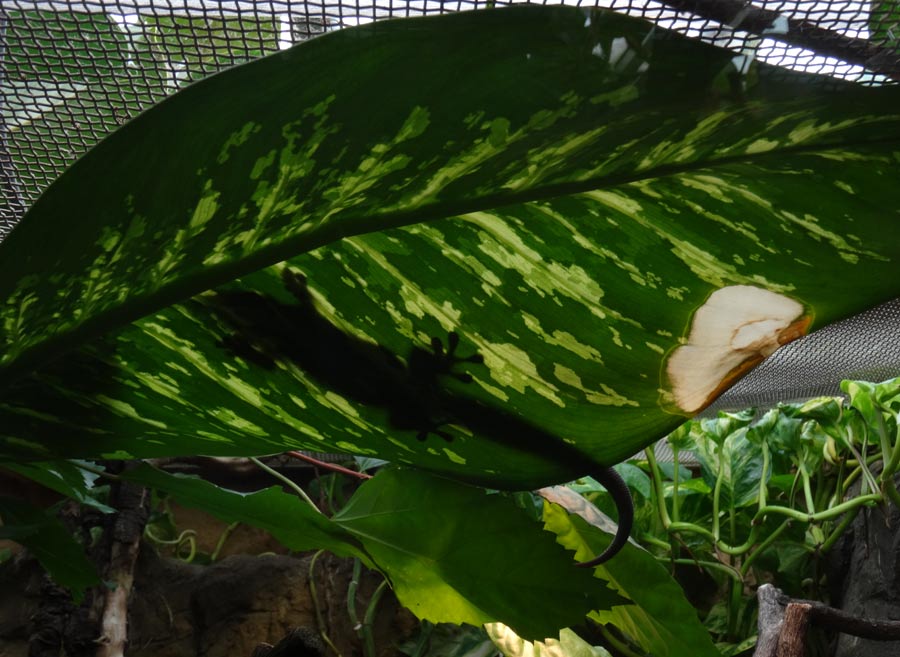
left=521, top=312, right=603, bottom=363
left=608, top=326, right=626, bottom=348
left=217, top=121, right=261, bottom=164
left=140, top=316, right=268, bottom=411
left=553, top=364, right=638, bottom=407
left=345, top=238, right=463, bottom=333
left=321, top=106, right=428, bottom=218
left=336, top=441, right=377, bottom=455
left=323, top=391, right=360, bottom=418
left=208, top=407, right=267, bottom=436
left=786, top=116, right=892, bottom=145
left=666, top=285, right=810, bottom=413
left=154, top=180, right=220, bottom=280
left=583, top=189, right=644, bottom=217
left=0, top=434, right=52, bottom=454
left=744, top=138, right=779, bottom=154
left=401, top=287, right=461, bottom=325
left=637, top=216, right=790, bottom=291
left=443, top=448, right=467, bottom=464
left=467, top=211, right=638, bottom=327
left=94, top=395, right=168, bottom=429
left=481, top=342, right=563, bottom=406
left=779, top=211, right=888, bottom=264
left=472, top=375, right=510, bottom=402
left=637, top=110, right=729, bottom=169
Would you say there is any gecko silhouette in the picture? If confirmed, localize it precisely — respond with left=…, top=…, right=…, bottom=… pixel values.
left=210, top=268, right=632, bottom=565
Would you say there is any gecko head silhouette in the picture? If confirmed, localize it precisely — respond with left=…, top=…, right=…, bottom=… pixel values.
left=666, top=285, right=812, bottom=414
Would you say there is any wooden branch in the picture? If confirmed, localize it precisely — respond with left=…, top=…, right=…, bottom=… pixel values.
left=753, top=584, right=784, bottom=657
left=659, top=0, right=900, bottom=80
left=777, top=592, right=900, bottom=641
left=96, top=476, right=150, bottom=657
left=776, top=603, right=812, bottom=657
left=755, top=584, right=900, bottom=657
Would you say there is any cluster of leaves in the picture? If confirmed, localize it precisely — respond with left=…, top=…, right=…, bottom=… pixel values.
left=582, top=375, right=900, bottom=655
left=5, top=374, right=900, bottom=656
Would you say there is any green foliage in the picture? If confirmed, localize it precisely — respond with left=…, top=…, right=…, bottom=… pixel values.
left=585, top=374, right=900, bottom=652
left=0, top=496, right=99, bottom=601
left=2, top=460, right=114, bottom=513
left=544, top=500, right=720, bottom=657
left=123, top=463, right=623, bottom=639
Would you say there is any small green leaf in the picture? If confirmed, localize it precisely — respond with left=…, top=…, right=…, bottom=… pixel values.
left=543, top=502, right=719, bottom=657
left=122, top=463, right=367, bottom=559
left=2, top=461, right=115, bottom=513
left=0, top=497, right=99, bottom=601
left=692, top=427, right=764, bottom=509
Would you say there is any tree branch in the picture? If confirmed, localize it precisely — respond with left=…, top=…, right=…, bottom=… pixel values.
left=660, top=0, right=900, bottom=80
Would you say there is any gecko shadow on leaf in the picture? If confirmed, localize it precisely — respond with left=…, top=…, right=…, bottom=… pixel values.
left=207, top=269, right=634, bottom=566
left=209, top=269, right=482, bottom=442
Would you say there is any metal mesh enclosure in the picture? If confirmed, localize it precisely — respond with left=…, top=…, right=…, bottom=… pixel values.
left=2, top=0, right=900, bottom=410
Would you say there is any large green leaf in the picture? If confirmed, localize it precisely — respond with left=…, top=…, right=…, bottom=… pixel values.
left=123, top=464, right=620, bottom=638
left=3, top=7, right=900, bottom=488
left=542, top=499, right=719, bottom=657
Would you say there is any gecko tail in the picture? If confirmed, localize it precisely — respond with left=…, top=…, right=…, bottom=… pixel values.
left=574, top=466, right=634, bottom=567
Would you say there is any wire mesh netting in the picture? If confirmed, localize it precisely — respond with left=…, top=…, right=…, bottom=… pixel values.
left=2, top=0, right=900, bottom=410
left=4, top=0, right=900, bottom=232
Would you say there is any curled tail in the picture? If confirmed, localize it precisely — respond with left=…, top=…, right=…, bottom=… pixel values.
left=575, top=466, right=634, bottom=567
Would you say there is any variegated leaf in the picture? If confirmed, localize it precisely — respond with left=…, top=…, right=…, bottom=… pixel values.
left=2, top=7, right=900, bottom=488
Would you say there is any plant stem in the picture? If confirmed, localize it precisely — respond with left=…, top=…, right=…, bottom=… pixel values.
left=362, top=579, right=389, bottom=657
left=712, top=446, right=726, bottom=541
left=597, top=624, right=645, bottom=657
left=800, top=463, right=816, bottom=513
left=875, top=411, right=894, bottom=476
left=883, top=477, right=900, bottom=509
left=671, top=446, right=681, bottom=523
left=755, top=494, right=882, bottom=524
left=656, top=556, right=742, bottom=582
left=644, top=445, right=671, bottom=527
left=820, top=502, right=862, bottom=553
left=409, top=622, right=433, bottom=657
left=882, top=411, right=900, bottom=478
left=741, top=519, right=791, bottom=577
left=250, top=456, right=322, bottom=514
left=727, top=574, right=743, bottom=640
left=309, top=550, right=343, bottom=657
left=758, top=443, right=769, bottom=512
left=640, top=534, right=672, bottom=551
left=347, top=559, right=363, bottom=641
left=210, top=521, right=239, bottom=562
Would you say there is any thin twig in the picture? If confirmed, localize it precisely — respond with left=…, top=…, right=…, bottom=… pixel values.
left=286, top=451, right=372, bottom=480
left=249, top=457, right=322, bottom=514
left=659, top=0, right=900, bottom=80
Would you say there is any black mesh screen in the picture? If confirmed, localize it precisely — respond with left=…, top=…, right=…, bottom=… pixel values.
left=2, top=0, right=900, bottom=409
